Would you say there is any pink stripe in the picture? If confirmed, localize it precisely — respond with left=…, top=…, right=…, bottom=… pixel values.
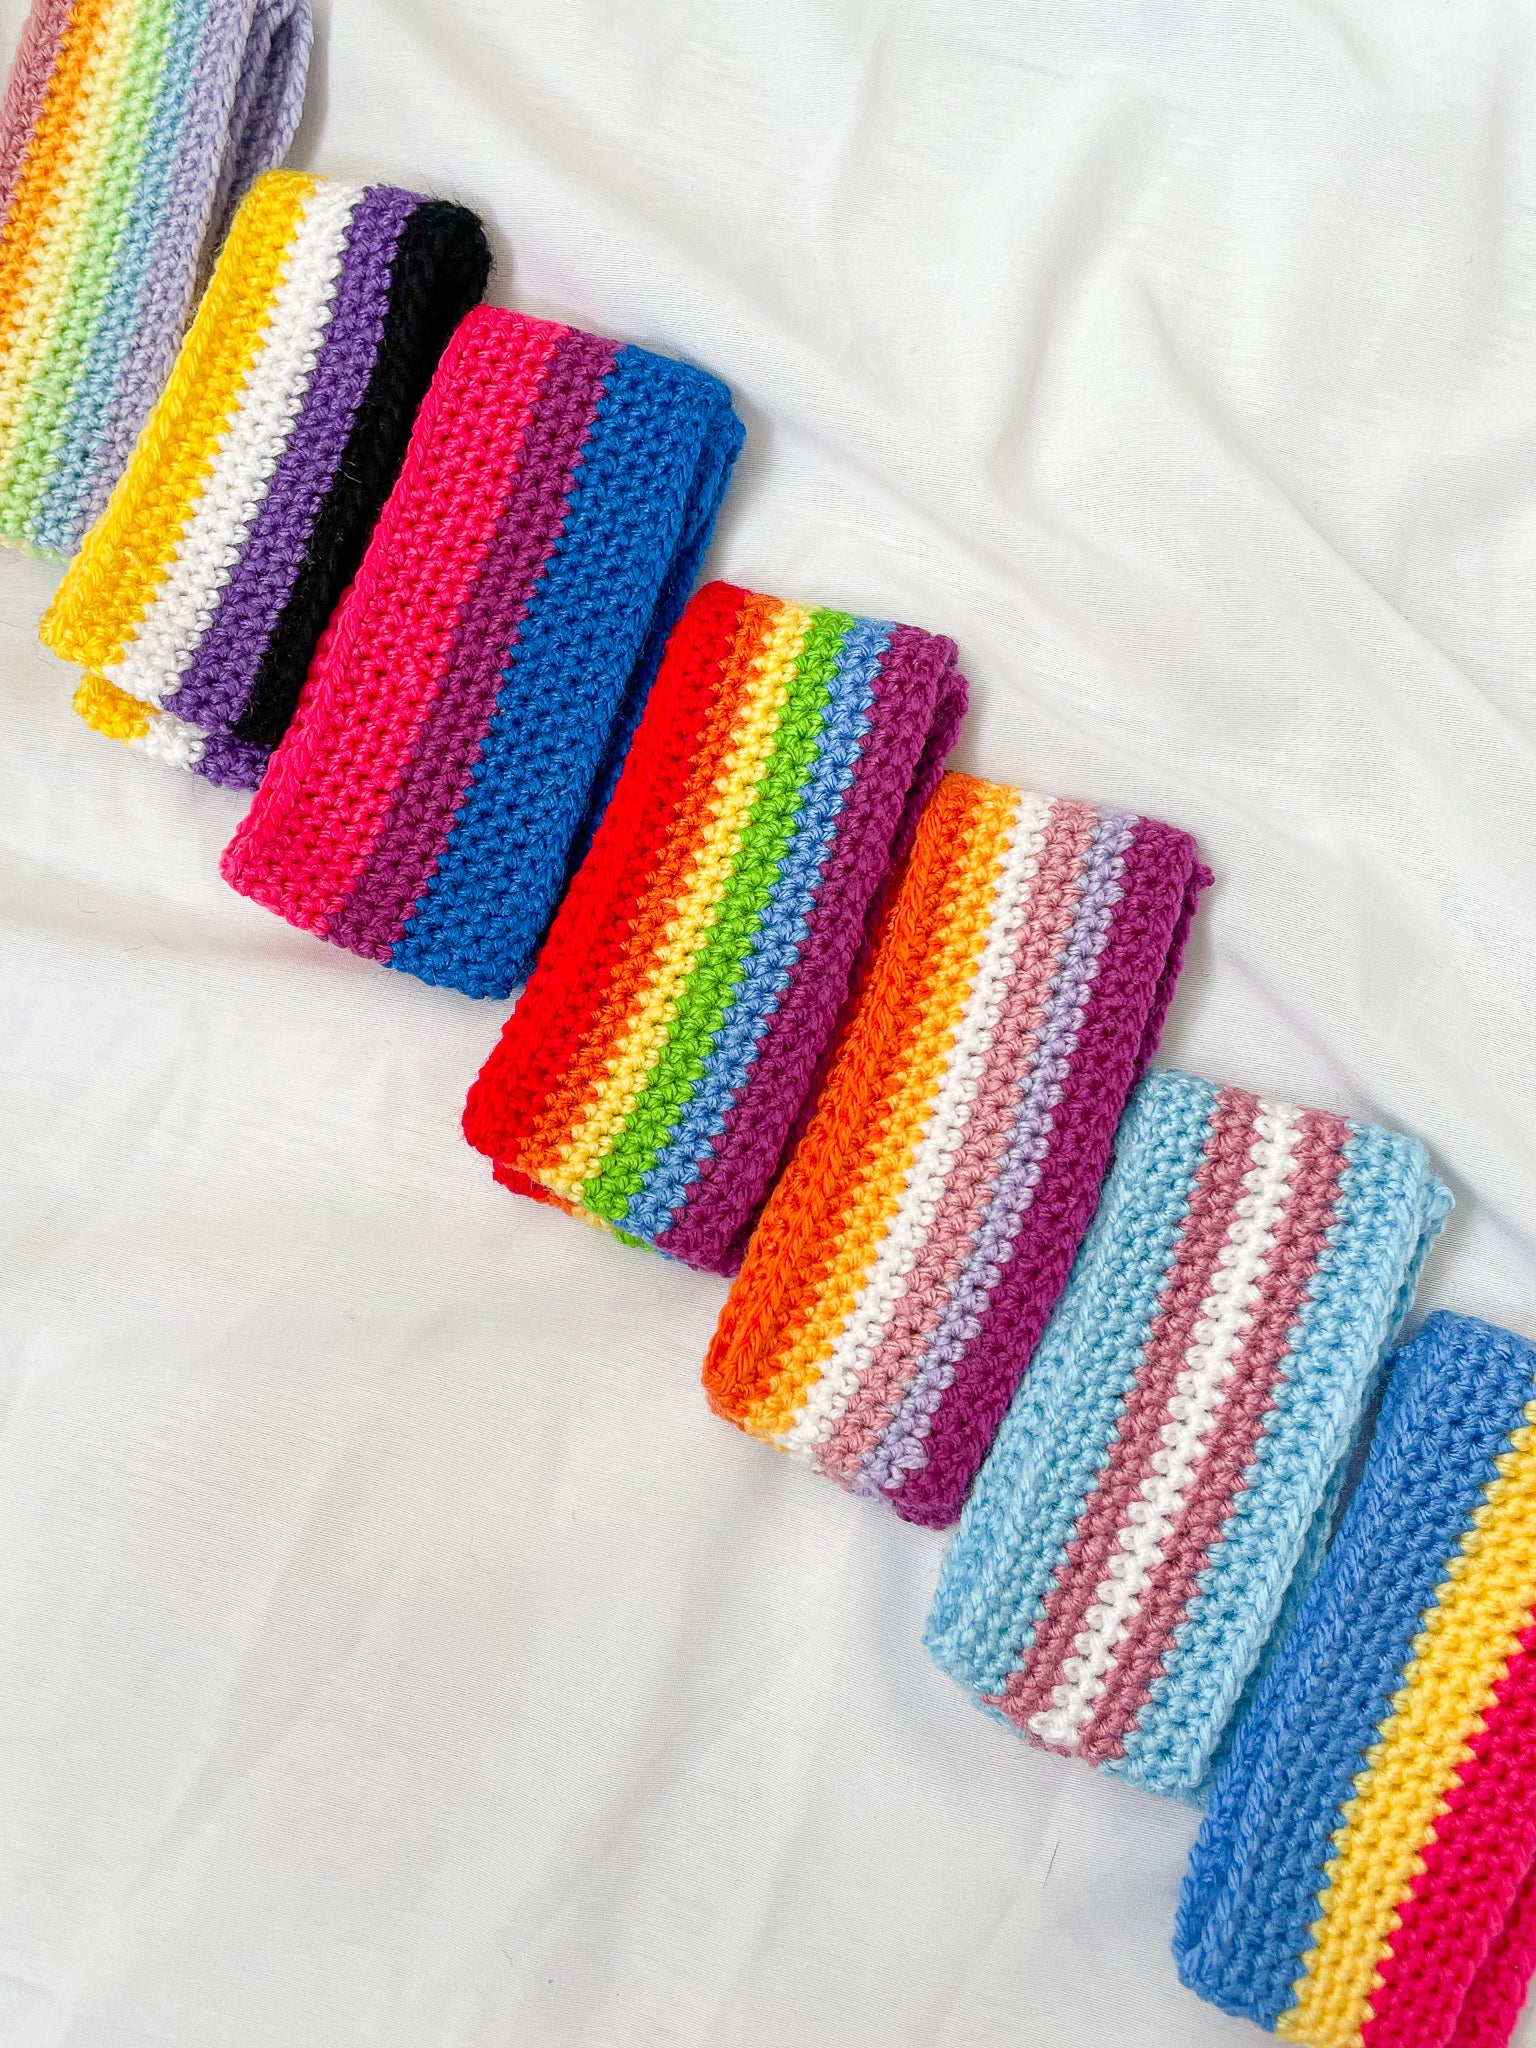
left=1076, top=1107, right=1349, bottom=1761
left=991, top=1087, right=1262, bottom=1731
left=223, top=308, right=562, bottom=926
left=812, top=800, right=1096, bottom=1482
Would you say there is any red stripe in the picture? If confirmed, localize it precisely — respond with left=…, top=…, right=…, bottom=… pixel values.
left=1363, top=1616, right=1536, bottom=2048
left=1077, top=1107, right=1349, bottom=1762
left=990, top=1087, right=1260, bottom=1732
left=461, top=579, right=750, bottom=1164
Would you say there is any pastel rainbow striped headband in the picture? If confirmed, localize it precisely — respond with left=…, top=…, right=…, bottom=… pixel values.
left=1177, top=1311, right=1536, bottom=2048
left=0, top=0, right=312, bottom=557
left=926, top=1067, right=1451, bottom=1798
left=462, top=579, right=969, bottom=1276
left=41, top=169, right=490, bottom=787
left=702, top=772, right=1209, bottom=1528
left=221, top=305, right=743, bottom=999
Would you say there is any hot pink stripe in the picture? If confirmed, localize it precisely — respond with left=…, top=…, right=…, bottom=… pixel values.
left=224, top=308, right=562, bottom=926
left=1076, top=1107, right=1350, bottom=1761
left=992, top=1087, right=1262, bottom=1731
left=812, top=799, right=1096, bottom=1482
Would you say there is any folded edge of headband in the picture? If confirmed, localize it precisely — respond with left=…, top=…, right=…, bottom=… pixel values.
left=461, top=578, right=969, bottom=1275
left=1175, top=1310, right=1536, bottom=2048
left=702, top=772, right=1209, bottom=1526
left=924, top=1067, right=1451, bottom=1796
left=41, top=167, right=490, bottom=786
left=220, top=303, right=744, bottom=997
left=0, top=0, right=313, bottom=557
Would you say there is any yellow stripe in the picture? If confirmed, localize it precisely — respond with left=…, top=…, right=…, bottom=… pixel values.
left=39, top=168, right=314, bottom=671
left=73, top=670, right=151, bottom=741
left=540, top=600, right=815, bottom=1202
left=0, top=0, right=141, bottom=470
left=1279, top=1408, right=1536, bottom=2047
left=743, top=783, right=1019, bottom=1441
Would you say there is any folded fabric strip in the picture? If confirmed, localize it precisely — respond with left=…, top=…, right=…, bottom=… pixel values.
left=1175, top=1311, right=1536, bottom=2048
left=461, top=580, right=969, bottom=1274
left=40, top=169, right=490, bottom=787
left=701, top=773, right=1209, bottom=1525
left=0, top=0, right=312, bottom=557
left=220, top=305, right=743, bottom=995
left=925, top=1068, right=1451, bottom=1795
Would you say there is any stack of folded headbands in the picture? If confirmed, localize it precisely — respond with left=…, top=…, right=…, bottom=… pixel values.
left=4, top=4, right=1534, bottom=2044
left=221, top=305, right=744, bottom=994
left=41, top=168, right=490, bottom=784
left=0, top=0, right=313, bottom=558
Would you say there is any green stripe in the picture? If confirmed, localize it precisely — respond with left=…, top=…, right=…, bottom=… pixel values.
left=582, top=606, right=851, bottom=1224
left=0, top=0, right=174, bottom=534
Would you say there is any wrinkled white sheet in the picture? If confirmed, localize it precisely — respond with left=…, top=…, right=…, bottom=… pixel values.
left=3, top=4, right=1534, bottom=2044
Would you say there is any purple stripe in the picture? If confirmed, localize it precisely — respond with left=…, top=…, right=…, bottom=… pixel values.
left=0, top=0, right=73, bottom=234
left=886, top=813, right=1208, bottom=1529
left=654, top=624, right=968, bottom=1275
left=195, top=726, right=270, bottom=790
left=166, top=184, right=416, bottom=732
left=850, top=810, right=1134, bottom=1499
left=324, top=326, right=619, bottom=963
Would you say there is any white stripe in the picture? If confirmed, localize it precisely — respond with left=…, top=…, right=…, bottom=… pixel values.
left=1028, top=1102, right=1305, bottom=1750
left=132, top=706, right=207, bottom=773
left=107, top=179, right=363, bottom=708
left=777, top=790, right=1054, bottom=1457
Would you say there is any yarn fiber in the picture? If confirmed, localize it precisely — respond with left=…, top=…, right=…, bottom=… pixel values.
left=0, top=0, right=312, bottom=557
left=220, top=304, right=744, bottom=998
left=1175, top=1311, right=1536, bottom=2048
left=926, top=1068, right=1452, bottom=1797
left=702, top=772, right=1209, bottom=1528
left=41, top=168, right=490, bottom=786
left=461, top=579, right=968, bottom=1275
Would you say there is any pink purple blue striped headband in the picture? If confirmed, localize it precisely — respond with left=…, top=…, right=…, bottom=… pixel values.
left=221, top=304, right=744, bottom=998
left=925, top=1066, right=1451, bottom=1798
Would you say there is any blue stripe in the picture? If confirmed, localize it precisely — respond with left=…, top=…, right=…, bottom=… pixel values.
left=617, top=615, right=893, bottom=1241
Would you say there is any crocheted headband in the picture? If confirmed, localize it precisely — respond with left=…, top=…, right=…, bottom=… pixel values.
left=220, top=305, right=744, bottom=997
left=925, top=1068, right=1452, bottom=1798
left=0, top=0, right=312, bottom=557
left=1176, top=1311, right=1536, bottom=2048
left=461, top=579, right=968, bottom=1274
left=41, top=169, right=490, bottom=787
left=701, top=773, right=1209, bottom=1527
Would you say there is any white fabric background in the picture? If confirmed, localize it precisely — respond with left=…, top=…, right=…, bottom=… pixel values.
left=3, top=4, right=1534, bottom=2044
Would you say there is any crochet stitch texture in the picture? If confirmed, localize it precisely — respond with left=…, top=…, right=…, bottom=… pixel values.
left=41, top=168, right=490, bottom=786
left=0, top=0, right=312, bottom=557
left=1175, top=1311, right=1536, bottom=2048
left=462, top=580, right=968, bottom=1275
left=702, top=773, right=1209, bottom=1527
left=926, top=1068, right=1451, bottom=1796
left=220, top=304, right=744, bottom=998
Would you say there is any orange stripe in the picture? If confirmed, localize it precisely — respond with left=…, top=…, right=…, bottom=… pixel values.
left=703, top=773, right=1009, bottom=1438
left=0, top=0, right=112, bottom=357
left=518, top=593, right=782, bottom=1164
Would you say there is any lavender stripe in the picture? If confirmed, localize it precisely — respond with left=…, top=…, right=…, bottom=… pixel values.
left=325, top=327, right=618, bottom=962
left=166, top=184, right=414, bottom=730
left=654, top=625, right=967, bottom=1275
left=854, top=811, right=1135, bottom=1498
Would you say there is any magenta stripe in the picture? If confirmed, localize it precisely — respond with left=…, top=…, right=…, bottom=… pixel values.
left=1077, top=1109, right=1350, bottom=1760
left=325, top=327, right=617, bottom=961
left=812, top=799, right=1097, bottom=1484
left=994, top=1088, right=1261, bottom=1729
